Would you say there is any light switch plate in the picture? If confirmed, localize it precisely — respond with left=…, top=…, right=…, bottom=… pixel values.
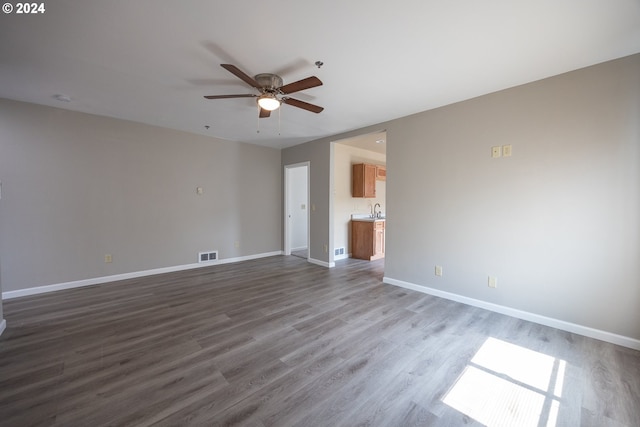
left=491, top=146, right=502, bottom=158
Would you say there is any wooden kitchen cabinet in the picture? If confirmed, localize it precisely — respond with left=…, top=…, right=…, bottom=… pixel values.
left=352, top=163, right=377, bottom=198
left=351, top=220, right=385, bottom=261
left=375, top=165, right=386, bottom=181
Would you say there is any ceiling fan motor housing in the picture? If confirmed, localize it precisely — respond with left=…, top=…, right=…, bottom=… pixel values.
left=255, top=73, right=283, bottom=92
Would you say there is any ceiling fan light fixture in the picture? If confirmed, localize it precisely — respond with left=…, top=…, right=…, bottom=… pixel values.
left=206, top=64, right=323, bottom=117
left=257, top=94, right=281, bottom=111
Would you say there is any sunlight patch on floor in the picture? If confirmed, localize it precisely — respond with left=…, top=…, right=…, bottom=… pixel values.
left=443, top=337, right=566, bottom=427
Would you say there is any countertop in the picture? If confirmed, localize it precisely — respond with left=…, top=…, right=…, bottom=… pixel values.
left=351, top=214, right=385, bottom=222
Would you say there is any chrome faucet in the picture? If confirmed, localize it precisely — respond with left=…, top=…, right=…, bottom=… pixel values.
left=373, top=203, right=381, bottom=218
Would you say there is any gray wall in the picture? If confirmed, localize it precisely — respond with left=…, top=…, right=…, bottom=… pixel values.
left=0, top=99, right=282, bottom=292
left=284, top=53, right=640, bottom=341
left=282, top=140, right=332, bottom=263
left=383, top=54, right=639, bottom=340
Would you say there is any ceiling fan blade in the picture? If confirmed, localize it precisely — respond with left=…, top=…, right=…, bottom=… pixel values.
left=221, top=64, right=261, bottom=89
left=279, top=76, right=323, bottom=94
left=282, top=97, right=324, bottom=113
left=259, top=108, right=271, bottom=118
left=204, top=94, right=257, bottom=99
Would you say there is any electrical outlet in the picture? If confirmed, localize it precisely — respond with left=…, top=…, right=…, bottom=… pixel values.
left=488, top=276, right=498, bottom=288
left=324, top=244, right=328, bottom=253
left=435, top=265, right=443, bottom=277
left=502, top=144, right=512, bottom=157
left=235, top=241, right=240, bottom=248
left=105, top=254, right=113, bottom=263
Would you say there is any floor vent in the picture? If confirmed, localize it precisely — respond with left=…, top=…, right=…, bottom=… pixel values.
left=198, top=251, right=218, bottom=263
left=334, top=247, right=345, bottom=256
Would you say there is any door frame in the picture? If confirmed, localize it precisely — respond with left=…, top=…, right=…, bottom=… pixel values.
left=284, top=162, right=310, bottom=258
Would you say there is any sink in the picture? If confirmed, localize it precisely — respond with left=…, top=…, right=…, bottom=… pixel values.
left=351, top=214, right=385, bottom=221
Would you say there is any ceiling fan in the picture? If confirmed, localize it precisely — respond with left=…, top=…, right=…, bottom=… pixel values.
left=204, top=64, right=324, bottom=118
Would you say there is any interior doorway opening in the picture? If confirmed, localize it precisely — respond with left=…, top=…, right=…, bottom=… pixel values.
left=284, top=162, right=310, bottom=260
left=331, top=130, right=387, bottom=264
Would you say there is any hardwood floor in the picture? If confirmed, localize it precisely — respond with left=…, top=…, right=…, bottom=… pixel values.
left=290, top=249, right=307, bottom=259
left=1, top=255, right=639, bottom=426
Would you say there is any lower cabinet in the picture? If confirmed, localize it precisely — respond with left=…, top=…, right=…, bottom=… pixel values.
left=351, top=220, right=385, bottom=261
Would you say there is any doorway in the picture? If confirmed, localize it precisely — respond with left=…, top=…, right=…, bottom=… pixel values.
left=331, top=131, right=387, bottom=263
left=284, top=162, right=310, bottom=259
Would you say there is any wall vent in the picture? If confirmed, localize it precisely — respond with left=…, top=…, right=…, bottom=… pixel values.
left=334, top=247, right=345, bottom=256
left=198, top=251, right=218, bottom=263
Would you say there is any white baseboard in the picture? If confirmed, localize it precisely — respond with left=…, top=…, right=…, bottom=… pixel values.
left=0, top=319, right=6, bottom=337
left=2, top=251, right=283, bottom=300
left=334, top=253, right=350, bottom=261
left=291, top=246, right=308, bottom=252
left=383, top=276, right=640, bottom=351
left=308, top=258, right=335, bottom=268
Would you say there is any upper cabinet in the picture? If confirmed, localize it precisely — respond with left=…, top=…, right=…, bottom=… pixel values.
left=352, top=163, right=376, bottom=198
left=352, top=163, right=385, bottom=198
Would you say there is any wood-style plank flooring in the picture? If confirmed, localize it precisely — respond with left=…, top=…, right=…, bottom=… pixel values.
left=1, top=255, right=639, bottom=426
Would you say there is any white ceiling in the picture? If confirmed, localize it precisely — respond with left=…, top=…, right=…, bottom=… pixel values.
left=1, top=1, right=639, bottom=150
left=337, top=131, right=387, bottom=155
